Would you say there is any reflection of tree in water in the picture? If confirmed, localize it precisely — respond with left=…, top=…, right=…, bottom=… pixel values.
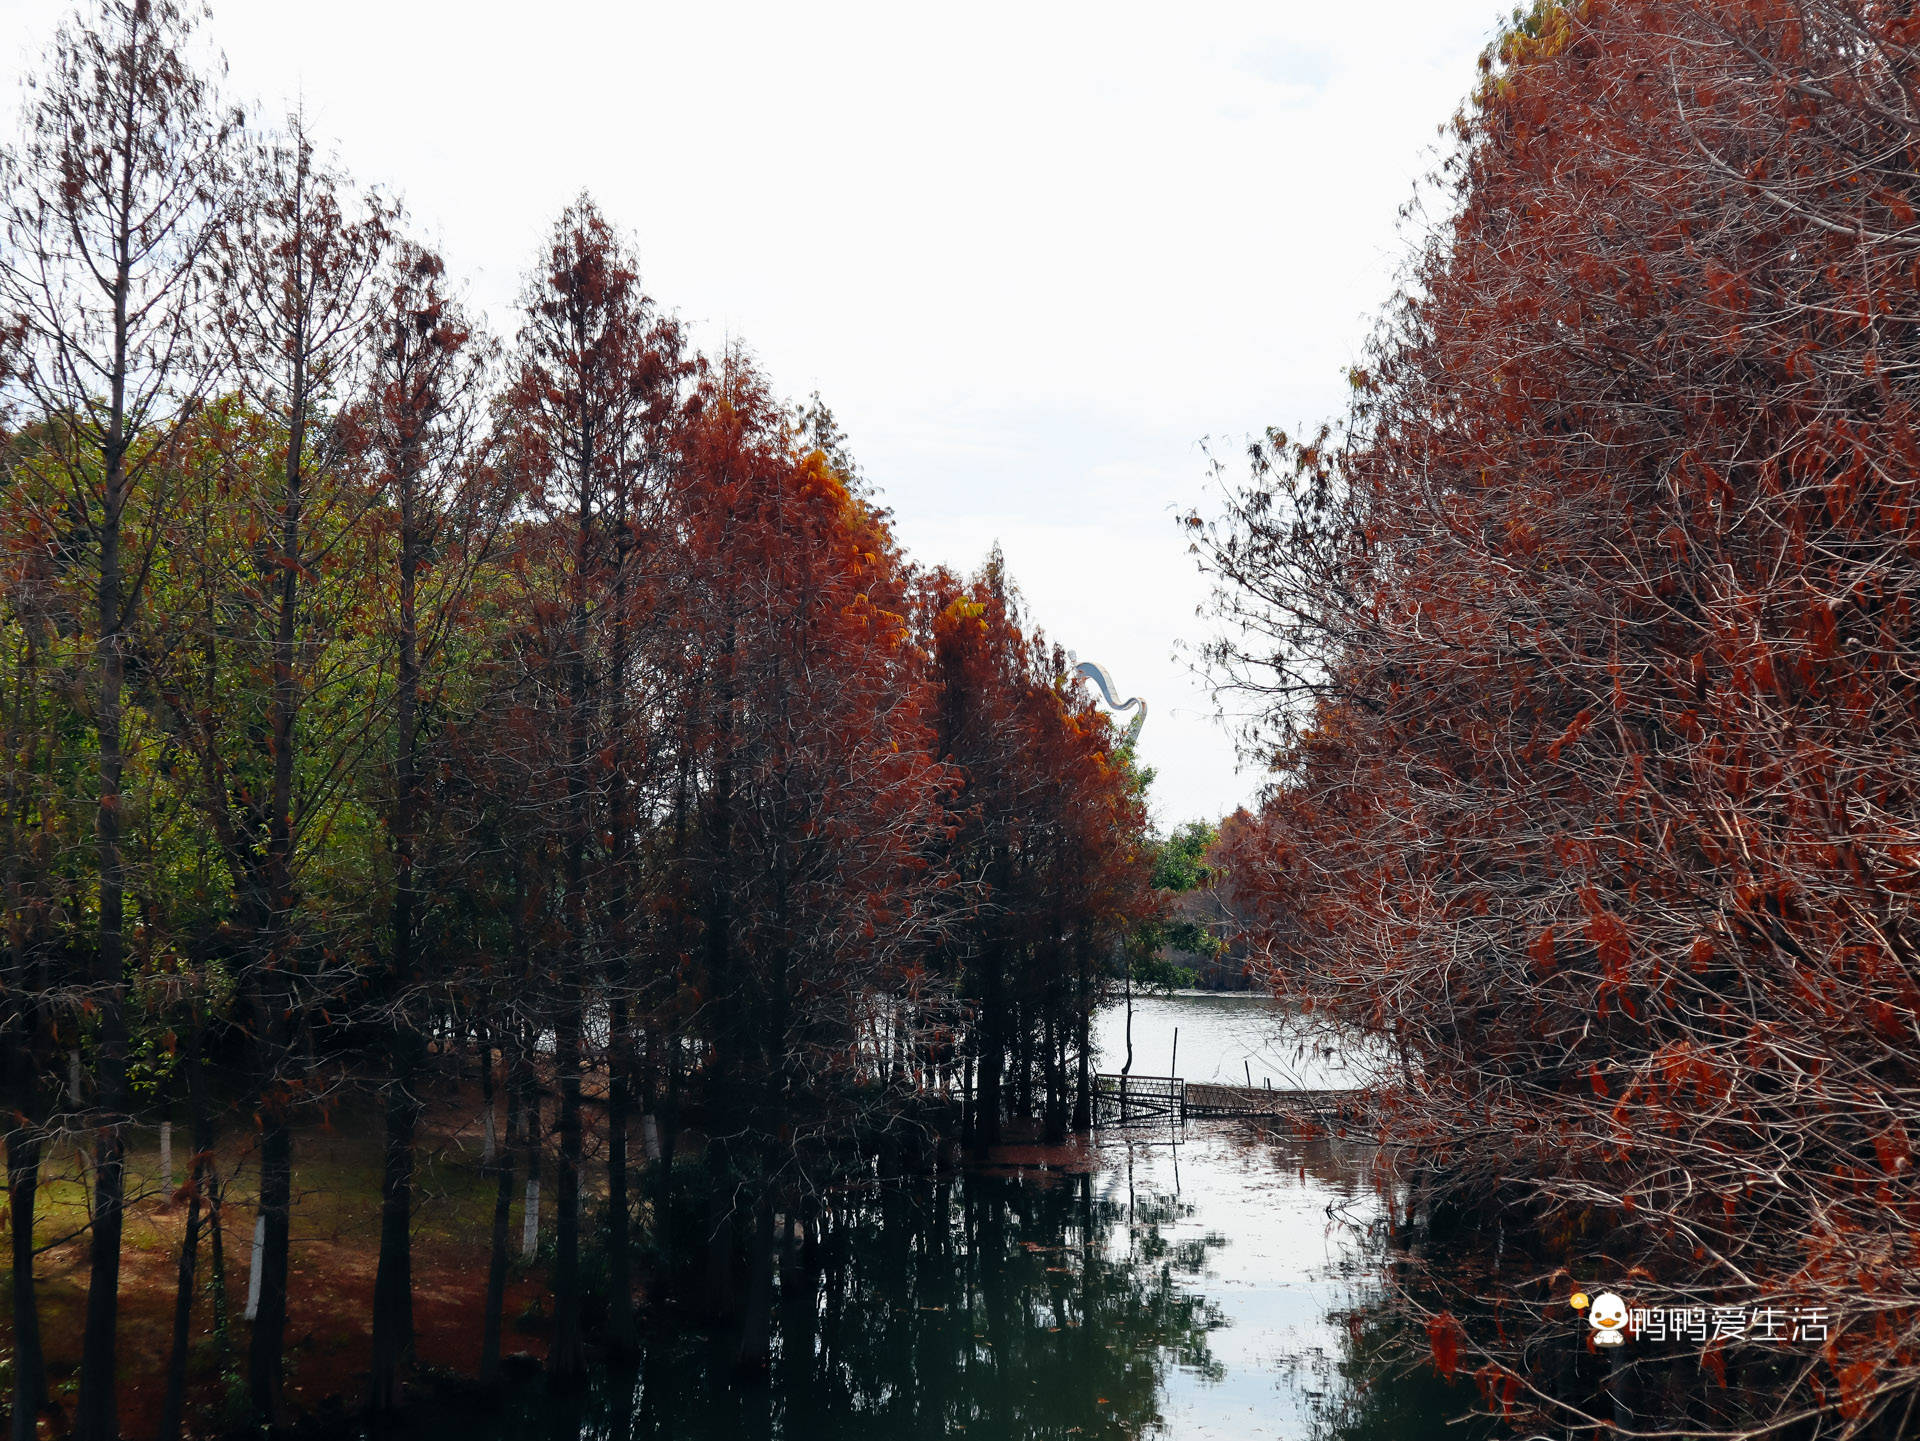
left=1294, top=1278, right=1500, bottom=1441
left=1183, top=1122, right=1497, bottom=1441
left=481, top=1170, right=1227, bottom=1440
left=791, top=1172, right=1224, bottom=1438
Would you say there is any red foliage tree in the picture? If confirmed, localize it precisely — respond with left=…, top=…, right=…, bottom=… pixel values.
left=358, top=241, right=503, bottom=1411
left=666, top=349, right=953, bottom=1364
left=923, top=557, right=1153, bottom=1148
left=0, top=6, right=230, bottom=1431
left=498, top=193, right=688, bottom=1378
left=1196, top=1, right=1920, bottom=1431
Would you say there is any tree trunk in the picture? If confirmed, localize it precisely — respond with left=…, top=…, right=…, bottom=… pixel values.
left=606, top=994, right=635, bottom=1351
left=1015, top=1001, right=1034, bottom=1122
left=777, top=1206, right=815, bottom=1411
left=735, top=1189, right=776, bottom=1375
left=371, top=458, right=426, bottom=1411
left=207, top=1164, right=230, bottom=1353
left=76, top=300, right=133, bottom=1441
left=244, top=183, right=314, bottom=1422
left=6, top=1126, right=45, bottom=1441
left=368, top=1033, right=420, bottom=1410
left=975, top=945, right=1004, bottom=1148
left=1072, top=939, right=1092, bottom=1132
left=480, top=1076, right=521, bottom=1384
left=1043, top=1011, right=1067, bottom=1145
left=520, top=1060, right=542, bottom=1263
left=602, top=467, right=641, bottom=1354
left=550, top=988, right=584, bottom=1383
left=479, top=1022, right=497, bottom=1168
left=704, top=1144, right=736, bottom=1321
left=158, top=1044, right=213, bottom=1441
left=653, top=1036, right=679, bottom=1264
left=248, top=1109, right=293, bottom=1424
left=548, top=414, right=594, bottom=1387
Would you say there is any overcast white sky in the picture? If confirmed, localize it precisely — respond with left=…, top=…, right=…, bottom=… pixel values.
left=0, top=0, right=1504, bottom=827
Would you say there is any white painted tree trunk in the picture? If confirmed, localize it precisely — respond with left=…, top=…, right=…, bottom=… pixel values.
left=160, top=1120, right=173, bottom=1192
left=481, top=1103, right=497, bottom=1166
left=245, top=1213, right=266, bottom=1320
left=68, top=1049, right=83, bottom=1106
left=521, top=1176, right=540, bottom=1260
left=642, top=1113, right=661, bottom=1163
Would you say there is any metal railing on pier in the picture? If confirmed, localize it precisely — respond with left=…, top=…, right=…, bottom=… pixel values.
left=1093, top=1073, right=1368, bottom=1127
left=1093, top=1073, right=1183, bottom=1124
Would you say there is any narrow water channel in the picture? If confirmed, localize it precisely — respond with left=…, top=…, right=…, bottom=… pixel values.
left=419, top=995, right=1482, bottom=1440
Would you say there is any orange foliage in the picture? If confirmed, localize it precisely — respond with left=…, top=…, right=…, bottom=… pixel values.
left=1194, top=0, right=1920, bottom=1431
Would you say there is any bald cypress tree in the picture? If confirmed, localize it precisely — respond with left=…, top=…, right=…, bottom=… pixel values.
left=0, top=6, right=231, bottom=1434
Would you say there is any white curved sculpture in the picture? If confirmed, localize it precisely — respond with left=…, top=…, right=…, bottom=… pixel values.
left=1069, top=655, right=1147, bottom=747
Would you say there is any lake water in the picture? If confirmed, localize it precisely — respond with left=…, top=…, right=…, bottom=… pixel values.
left=1091, top=991, right=1385, bottom=1090
left=417, top=993, right=1479, bottom=1441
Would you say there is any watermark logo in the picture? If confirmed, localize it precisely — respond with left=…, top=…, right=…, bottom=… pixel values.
left=1569, top=1291, right=1831, bottom=1344
left=1581, top=1291, right=1630, bottom=1347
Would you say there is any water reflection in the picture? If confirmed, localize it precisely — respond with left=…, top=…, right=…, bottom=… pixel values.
left=408, top=995, right=1487, bottom=1441
left=418, top=1124, right=1488, bottom=1441
left=439, top=1162, right=1224, bottom=1440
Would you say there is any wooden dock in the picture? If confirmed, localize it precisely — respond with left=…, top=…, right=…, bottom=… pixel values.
left=1181, top=1080, right=1366, bottom=1122
left=1094, top=1073, right=1365, bottom=1126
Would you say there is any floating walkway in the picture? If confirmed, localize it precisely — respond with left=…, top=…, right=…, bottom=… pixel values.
left=1094, top=1073, right=1367, bottom=1127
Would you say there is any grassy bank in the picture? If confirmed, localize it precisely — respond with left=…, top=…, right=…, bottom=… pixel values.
left=2, top=1077, right=568, bottom=1437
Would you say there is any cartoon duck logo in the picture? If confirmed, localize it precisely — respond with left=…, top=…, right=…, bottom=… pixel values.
left=1583, top=1291, right=1629, bottom=1347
